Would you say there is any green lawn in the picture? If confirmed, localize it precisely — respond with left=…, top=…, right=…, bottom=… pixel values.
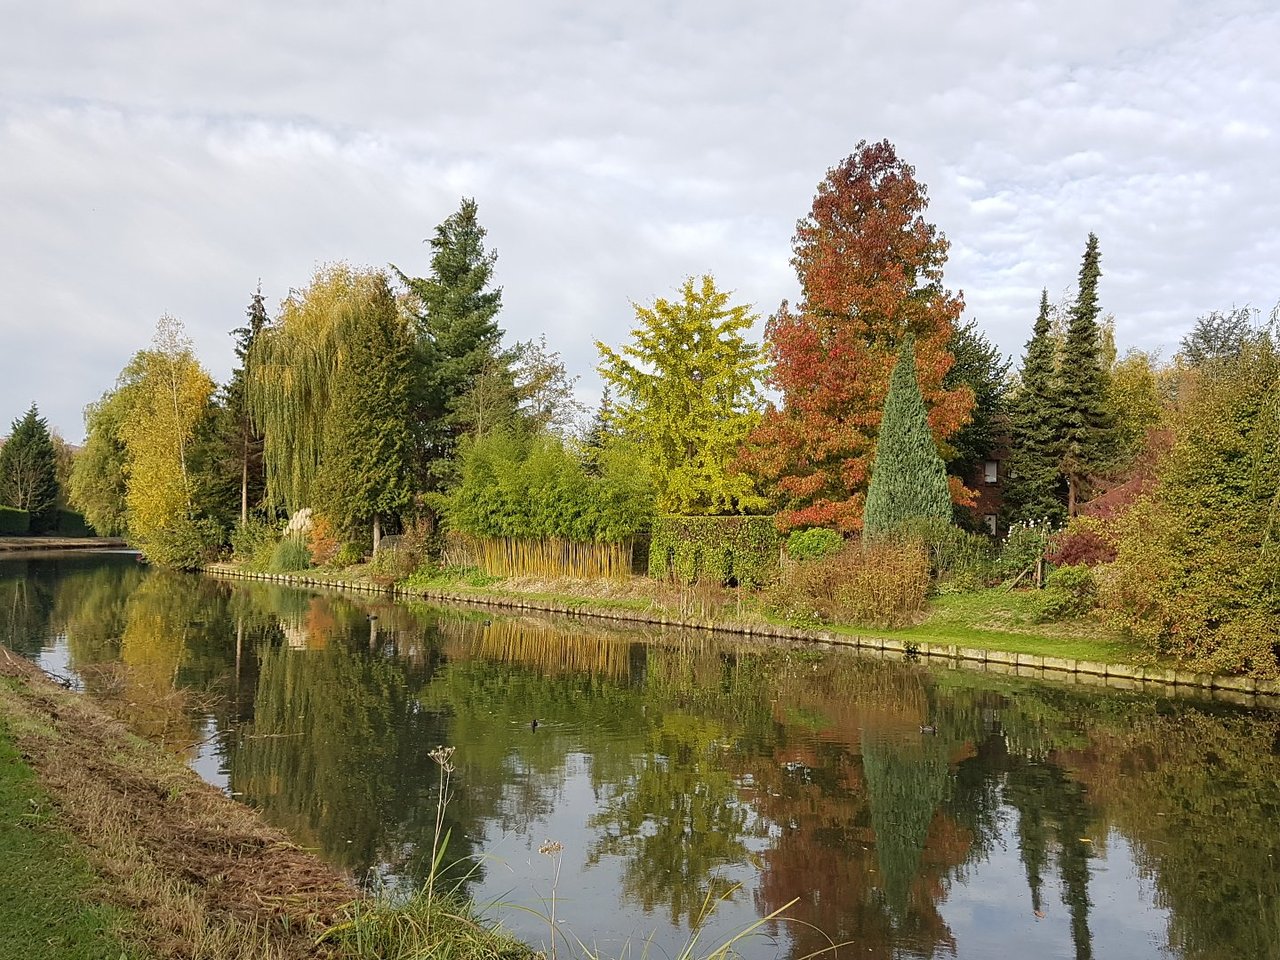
left=0, top=716, right=143, bottom=960
left=820, top=587, right=1145, bottom=664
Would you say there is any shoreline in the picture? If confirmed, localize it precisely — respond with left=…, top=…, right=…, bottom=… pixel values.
left=204, top=563, right=1280, bottom=708
left=0, top=645, right=355, bottom=958
left=0, top=536, right=130, bottom=553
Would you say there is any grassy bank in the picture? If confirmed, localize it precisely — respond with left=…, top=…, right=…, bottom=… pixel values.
left=0, top=712, right=141, bottom=959
left=394, top=565, right=1142, bottom=665
left=0, top=647, right=530, bottom=960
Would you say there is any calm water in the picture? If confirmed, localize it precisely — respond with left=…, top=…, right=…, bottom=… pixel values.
left=3, top=552, right=1279, bottom=960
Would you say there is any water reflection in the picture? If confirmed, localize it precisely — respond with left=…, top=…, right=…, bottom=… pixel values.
left=3, top=553, right=1279, bottom=960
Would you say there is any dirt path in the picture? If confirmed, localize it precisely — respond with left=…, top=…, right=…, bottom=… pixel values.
left=0, top=647, right=354, bottom=959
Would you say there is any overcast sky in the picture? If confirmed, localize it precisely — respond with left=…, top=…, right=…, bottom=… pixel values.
left=2, top=1, right=1277, bottom=440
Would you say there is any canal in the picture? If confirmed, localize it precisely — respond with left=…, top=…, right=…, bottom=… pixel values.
left=2, top=551, right=1277, bottom=959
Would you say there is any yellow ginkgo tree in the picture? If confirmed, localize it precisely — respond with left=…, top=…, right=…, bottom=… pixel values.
left=596, top=274, right=766, bottom=516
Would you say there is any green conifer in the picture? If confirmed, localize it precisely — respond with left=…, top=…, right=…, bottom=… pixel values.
left=1005, top=290, right=1067, bottom=525
left=863, top=337, right=953, bottom=536
left=313, top=275, right=415, bottom=552
left=0, top=404, right=60, bottom=533
left=395, top=198, right=508, bottom=487
left=1056, top=233, right=1116, bottom=513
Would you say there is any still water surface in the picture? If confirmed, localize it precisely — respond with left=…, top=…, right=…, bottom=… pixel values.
left=3, top=552, right=1278, bottom=960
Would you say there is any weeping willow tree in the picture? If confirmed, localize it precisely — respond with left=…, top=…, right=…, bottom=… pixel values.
left=249, top=265, right=416, bottom=539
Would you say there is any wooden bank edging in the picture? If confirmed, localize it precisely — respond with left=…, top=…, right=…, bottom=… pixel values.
left=204, top=564, right=1280, bottom=709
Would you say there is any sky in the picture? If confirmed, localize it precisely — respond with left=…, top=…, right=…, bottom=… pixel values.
left=2, top=1, right=1277, bottom=441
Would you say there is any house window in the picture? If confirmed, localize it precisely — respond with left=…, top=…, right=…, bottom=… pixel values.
left=984, top=514, right=997, bottom=535
left=984, top=459, right=999, bottom=484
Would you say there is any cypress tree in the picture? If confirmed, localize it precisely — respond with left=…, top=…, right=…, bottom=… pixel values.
left=0, top=404, right=60, bottom=533
left=1056, top=233, right=1115, bottom=514
left=863, top=337, right=953, bottom=537
left=1005, top=290, right=1067, bottom=525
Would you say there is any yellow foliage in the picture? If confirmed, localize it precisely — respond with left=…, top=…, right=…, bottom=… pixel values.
left=117, top=317, right=215, bottom=539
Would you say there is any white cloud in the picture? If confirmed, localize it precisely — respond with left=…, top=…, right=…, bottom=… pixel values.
left=1, top=1, right=1277, bottom=438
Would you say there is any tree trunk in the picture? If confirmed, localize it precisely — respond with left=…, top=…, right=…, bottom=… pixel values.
left=373, top=514, right=382, bottom=556
left=1067, top=475, right=1078, bottom=517
left=240, top=447, right=249, bottom=526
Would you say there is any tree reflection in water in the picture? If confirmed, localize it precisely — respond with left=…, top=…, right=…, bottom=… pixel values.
left=6, top=554, right=1280, bottom=960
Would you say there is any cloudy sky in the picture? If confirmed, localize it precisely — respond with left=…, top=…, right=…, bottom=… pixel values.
left=2, top=1, right=1277, bottom=440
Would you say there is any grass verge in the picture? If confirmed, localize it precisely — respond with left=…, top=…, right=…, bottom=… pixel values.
left=0, top=643, right=537, bottom=960
left=394, top=567, right=1146, bottom=665
left=0, top=711, right=143, bottom=959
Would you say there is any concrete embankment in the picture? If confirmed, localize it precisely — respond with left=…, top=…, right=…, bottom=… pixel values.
left=205, top=563, right=1280, bottom=709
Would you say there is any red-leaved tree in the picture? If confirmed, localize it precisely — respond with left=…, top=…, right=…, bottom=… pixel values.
left=742, top=139, right=973, bottom=532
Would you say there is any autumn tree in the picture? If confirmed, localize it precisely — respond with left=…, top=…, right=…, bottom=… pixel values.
left=1103, top=333, right=1280, bottom=675
left=1054, top=233, right=1116, bottom=514
left=863, top=338, right=954, bottom=537
left=394, top=197, right=507, bottom=487
left=116, top=317, right=216, bottom=543
left=1005, top=290, right=1067, bottom=525
left=0, top=404, right=60, bottom=532
left=597, top=274, right=766, bottom=515
left=1107, top=348, right=1167, bottom=465
left=743, top=140, right=972, bottom=532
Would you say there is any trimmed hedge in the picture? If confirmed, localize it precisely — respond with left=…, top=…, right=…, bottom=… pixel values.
left=648, top=515, right=779, bottom=587
left=55, top=509, right=94, bottom=537
left=0, top=506, right=30, bottom=535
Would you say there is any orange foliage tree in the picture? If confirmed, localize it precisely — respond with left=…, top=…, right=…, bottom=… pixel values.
left=742, top=140, right=973, bottom=532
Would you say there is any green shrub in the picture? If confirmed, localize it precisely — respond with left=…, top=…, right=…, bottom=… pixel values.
left=55, top=509, right=94, bottom=537
left=649, top=514, right=779, bottom=587
left=786, top=528, right=843, bottom=561
left=230, top=518, right=278, bottom=564
left=1101, top=338, right=1280, bottom=676
left=0, top=507, right=30, bottom=535
left=767, top=538, right=931, bottom=627
left=995, top=520, right=1053, bottom=582
left=1033, top=564, right=1099, bottom=622
left=268, top=533, right=312, bottom=573
left=332, top=542, right=364, bottom=568
left=890, top=517, right=995, bottom=590
left=367, top=539, right=418, bottom=586
left=138, top=516, right=225, bottom=571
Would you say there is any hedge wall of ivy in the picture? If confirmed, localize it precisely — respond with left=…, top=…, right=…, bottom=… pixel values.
left=648, top=514, right=780, bottom=587
left=0, top=506, right=30, bottom=535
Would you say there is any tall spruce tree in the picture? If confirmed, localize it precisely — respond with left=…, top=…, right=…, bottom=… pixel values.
left=0, top=404, right=59, bottom=533
left=863, top=337, right=954, bottom=537
left=226, top=286, right=269, bottom=524
left=1005, top=290, right=1067, bottom=525
left=1055, top=233, right=1115, bottom=514
left=394, top=197, right=507, bottom=488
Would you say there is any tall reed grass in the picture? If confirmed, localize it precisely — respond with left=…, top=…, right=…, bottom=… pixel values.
left=464, top=536, right=636, bottom=579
